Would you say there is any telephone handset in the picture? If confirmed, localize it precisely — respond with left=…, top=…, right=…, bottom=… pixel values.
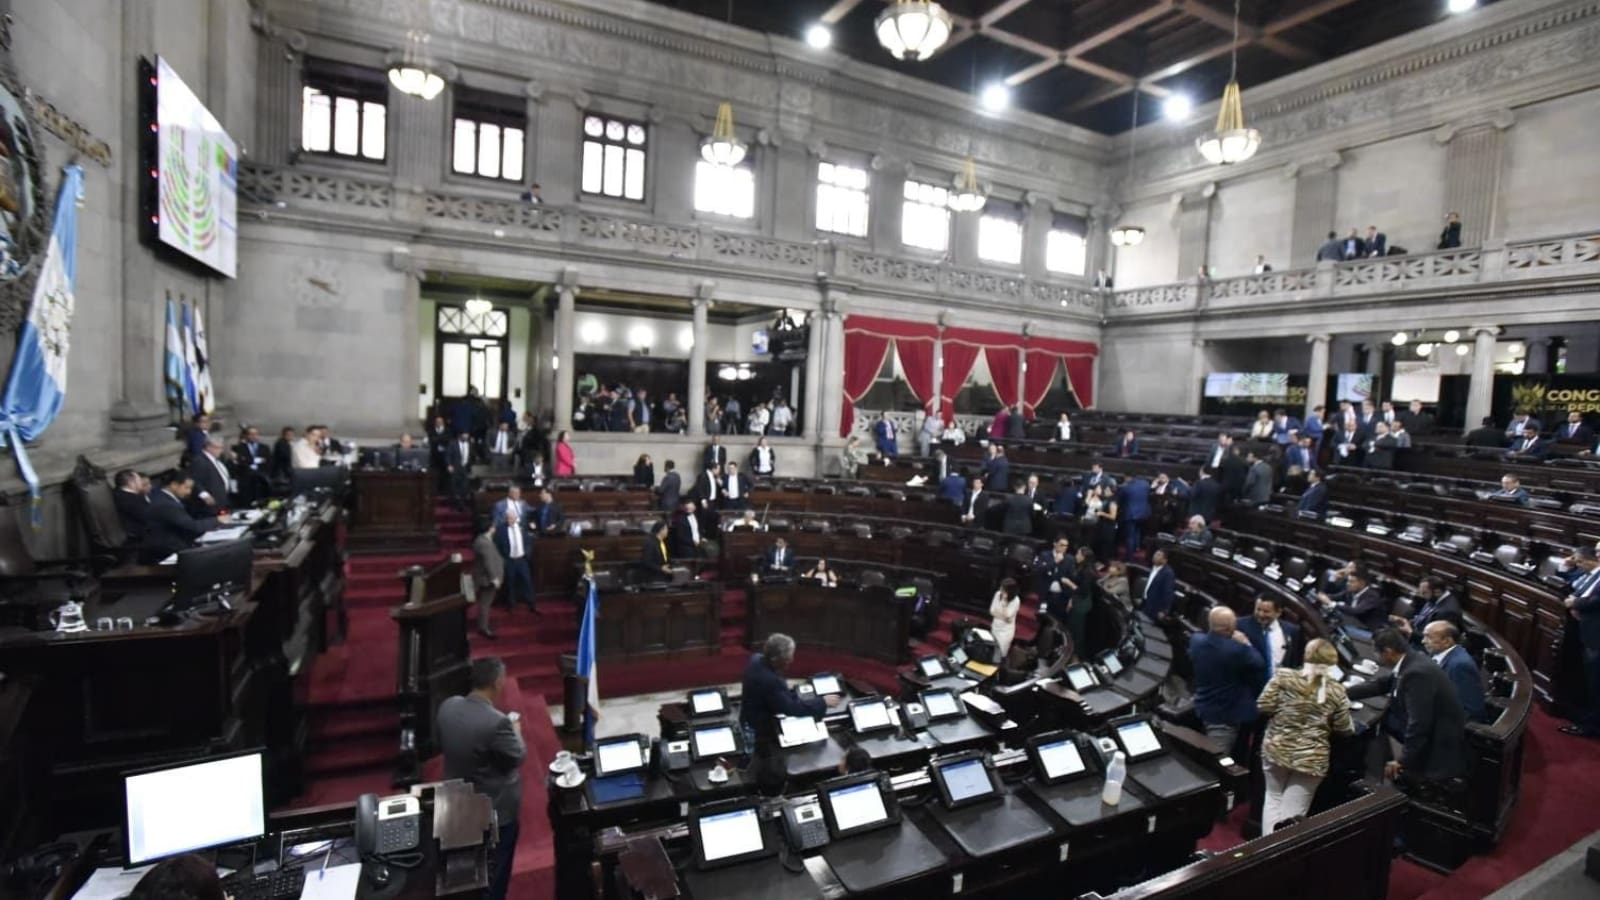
left=901, top=702, right=930, bottom=731
left=356, top=793, right=422, bottom=857
left=782, top=799, right=831, bottom=853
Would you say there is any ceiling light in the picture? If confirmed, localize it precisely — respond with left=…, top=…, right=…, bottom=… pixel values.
left=876, top=0, right=953, bottom=62
left=980, top=83, right=1010, bottom=112
left=1391, top=331, right=1408, bottom=346
left=579, top=320, right=607, bottom=345
left=1163, top=93, right=1192, bottom=123
left=947, top=157, right=987, bottom=213
left=1455, top=344, right=1470, bottom=357
left=1110, top=225, right=1145, bottom=247
left=1195, top=1, right=1261, bottom=165
left=1443, top=329, right=1461, bottom=343
left=1509, top=342, right=1525, bottom=357
left=628, top=325, right=655, bottom=348
left=677, top=326, right=695, bottom=351
left=1448, top=0, right=1477, bottom=13
left=387, top=31, right=445, bottom=100
left=701, top=102, right=747, bottom=168
left=463, top=297, right=492, bottom=317
left=718, top=365, right=739, bottom=381
left=1416, top=343, right=1434, bottom=357
left=805, top=24, right=832, bottom=49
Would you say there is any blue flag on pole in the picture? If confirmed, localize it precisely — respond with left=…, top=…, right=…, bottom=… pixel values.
left=0, top=165, right=84, bottom=517
left=164, top=297, right=186, bottom=412
left=181, top=302, right=200, bottom=414
left=576, top=576, right=601, bottom=745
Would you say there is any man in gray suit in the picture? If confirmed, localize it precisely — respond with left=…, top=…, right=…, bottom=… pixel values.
left=655, top=459, right=682, bottom=513
left=471, top=518, right=502, bottom=639
left=436, top=658, right=525, bottom=900
left=1242, top=450, right=1273, bottom=505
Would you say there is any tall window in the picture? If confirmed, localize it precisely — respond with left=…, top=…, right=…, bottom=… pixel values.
left=978, top=200, right=1024, bottom=265
left=300, top=58, right=387, bottom=161
left=694, top=159, right=755, bottom=219
left=581, top=113, right=647, bottom=200
left=451, top=87, right=525, bottom=181
left=435, top=304, right=509, bottom=401
left=1046, top=214, right=1088, bottom=276
left=816, top=161, right=870, bottom=237
left=901, top=179, right=951, bottom=252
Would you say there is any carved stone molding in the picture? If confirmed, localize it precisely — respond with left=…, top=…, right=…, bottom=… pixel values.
left=558, top=266, right=581, bottom=290
left=524, top=80, right=546, bottom=101
left=694, top=280, right=717, bottom=302
left=1433, top=108, right=1517, bottom=144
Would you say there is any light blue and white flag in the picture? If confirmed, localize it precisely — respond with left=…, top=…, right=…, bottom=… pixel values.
left=181, top=302, right=200, bottom=414
left=576, top=576, right=601, bottom=745
left=192, top=304, right=215, bottom=414
left=164, top=296, right=187, bottom=412
left=0, top=165, right=84, bottom=516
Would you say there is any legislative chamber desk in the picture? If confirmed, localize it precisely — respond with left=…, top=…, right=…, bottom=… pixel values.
left=0, top=500, right=345, bottom=852
left=592, top=580, right=723, bottom=662
left=350, top=467, right=438, bottom=554
left=745, top=581, right=912, bottom=665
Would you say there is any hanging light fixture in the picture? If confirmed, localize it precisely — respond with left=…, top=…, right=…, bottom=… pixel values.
left=700, top=102, right=747, bottom=168
left=387, top=30, right=445, bottom=100
left=1110, top=86, right=1145, bottom=248
left=876, top=0, right=953, bottom=61
left=948, top=157, right=987, bottom=213
left=463, top=297, right=492, bottom=317
left=1195, top=0, right=1262, bottom=166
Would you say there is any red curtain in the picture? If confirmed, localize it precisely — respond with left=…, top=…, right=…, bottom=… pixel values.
left=1063, top=355, right=1096, bottom=408
left=840, top=316, right=937, bottom=437
left=1023, top=350, right=1060, bottom=415
left=986, top=346, right=1021, bottom=409
left=896, top=338, right=936, bottom=411
left=939, top=341, right=980, bottom=424
left=840, top=330, right=890, bottom=437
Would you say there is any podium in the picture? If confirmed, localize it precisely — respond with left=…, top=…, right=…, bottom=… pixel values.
left=351, top=468, right=439, bottom=554
left=393, top=557, right=472, bottom=785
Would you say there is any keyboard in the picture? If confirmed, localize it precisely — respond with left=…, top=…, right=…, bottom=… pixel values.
left=222, top=866, right=306, bottom=900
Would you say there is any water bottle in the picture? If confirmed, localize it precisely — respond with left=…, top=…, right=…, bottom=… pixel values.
left=1101, top=751, right=1127, bottom=806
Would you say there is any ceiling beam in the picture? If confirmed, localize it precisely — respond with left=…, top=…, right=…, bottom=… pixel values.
left=977, top=0, right=1040, bottom=28
left=999, top=1, right=1178, bottom=90
left=1064, top=1, right=1176, bottom=58
left=978, top=25, right=1059, bottom=59
left=1263, top=0, right=1363, bottom=34
left=819, top=0, right=869, bottom=26
left=1064, top=81, right=1137, bottom=113
left=1173, top=0, right=1318, bottom=62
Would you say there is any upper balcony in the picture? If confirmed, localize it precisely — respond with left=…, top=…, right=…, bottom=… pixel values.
left=1103, top=232, right=1600, bottom=321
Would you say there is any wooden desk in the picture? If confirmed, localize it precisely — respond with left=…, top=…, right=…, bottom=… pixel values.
left=747, top=582, right=911, bottom=664
left=594, top=584, right=722, bottom=661
left=350, top=468, right=438, bottom=554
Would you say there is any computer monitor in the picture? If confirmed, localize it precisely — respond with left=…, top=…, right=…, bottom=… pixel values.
left=1026, top=730, right=1093, bottom=785
left=394, top=447, right=430, bottom=470
left=123, top=750, right=267, bottom=867
left=817, top=772, right=900, bottom=839
left=173, top=537, right=255, bottom=606
left=689, top=799, right=773, bottom=870
left=359, top=448, right=396, bottom=469
left=929, top=751, right=1001, bottom=810
left=847, top=698, right=893, bottom=735
left=810, top=673, right=842, bottom=696
left=1097, top=650, right=1125, bottom=677
left=291, top=464, right=346, bottom=495
left=1064, top=664, right=1098, bottom=692
left=1111, top=717, right=1165, bottom=761
left=920, top=688, right=964, bottom=722
left=593, top=734, right=650, bottom=777
left=690, top=724, right=740, bottom=762
left=688, top=689, right=728, bottom=718
left=917, top=656, right=952, bottom=678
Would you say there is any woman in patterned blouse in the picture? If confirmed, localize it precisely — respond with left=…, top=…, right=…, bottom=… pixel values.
left=1255, top=638, right=1356, bottom=834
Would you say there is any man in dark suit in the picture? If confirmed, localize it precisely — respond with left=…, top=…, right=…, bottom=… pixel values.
left=270, top=427, right=297, bottom=483
left=1204, top=433, right=1233, bottom=470
left=693, top=464, right=722, bottom=507
left=1241, top=451, right=1273, bottom=505
left=1437, top=211, right=1462, bottom=249
left=491, top=484, right=533, bottom=525
left=938, top=468, right=966, bottom=506
left=187, top=437, right=234, bottom=513
left=1350, top=629, right=1469, bottom=783
left=1112, top=429, right=1140, bottom=459
left=670, top=501, right=706, bottom=560
left=1080, top=462, right=1114, bottom=496
left=655, top=459, right=682, bottom=513
left=1560, top=547, right=1600, bottom=737
left=232, top=427, right=270, bottom=478
left=1423, top=622, right=1486, bottom=723
left=959, top=476, right=989, bottom=527
left=741, top=633, right=839, bottom=794
left=113, top=470, right=152, bottom=549
left=1399, top=400, right=1432, bottom=436
left=426, top=415, right=451, bottom=489
left=721, top=462, right=752, bottom=511
left=703, top=435, right=728, bottom=473
left=641, top=520, right=673, bottom=581
left=1115, top=476, right=1151, bottom=559
left=1490, top=474, right=1531, bottom=506
left=486, top=421, right=517, bottom=469
left=1189, top=606, right=1266, bottom=755
left=141, top=471, right=219, bottom=564
left=1317, top=568, right=1389, bottom=632
left=763, top=536, right=795, bottom=577
left=983, top=445, right=1010, bottom=494
left=1340, top=228, right=1366, bottom=260
left=1219, top=448, right=1249, bottom=501
left=1504, top=424, right=1551, bottom=461
left=1237, top=595, right=1302, bottom=680
left=1394, top=576, right=1465, bottom=640
left=1188, top=467, right=1223, bottom=522
left=447, top=431, right=476, bottom=511
left=1364, top=225, right=1387, bottom=258
left=1464, top=416, right=1504, bottom=449
left=1000, top=482, right=1033, bottom=537
left=435, top=658, right=525, bottom=900
left=1357, top=400, right=1381, bottom=437
left=874, top=412, right=900, bottom=458
left=492, top=506, right=537, bottom=613
left=1557, top=411, right=1595, bottom=446
left=1364, top=422, right=1400, bottom=470
left=1297, top=469, right=1329, bottom=519
left=1141, top=549, right=1176, bottom=619
left=531, top=488, right=564, bottom=536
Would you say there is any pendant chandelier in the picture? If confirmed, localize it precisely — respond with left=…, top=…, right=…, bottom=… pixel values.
left=1195, top=0, right=1262, bottom=165
left=463, top=297, right=493, bottom=317
left=387, top=31, right=445, bottom=100
left=700, top=103, right=748, bottom=168
left=947, top=157, right=987, bottom=213
left=876, top=0, right=953, bottom=62
left=1110, top=86, right=1144, bottom=248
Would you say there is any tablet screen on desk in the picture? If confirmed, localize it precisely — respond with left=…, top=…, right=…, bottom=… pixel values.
left=691, top=725, right=738, bottom=760
left=1099, top=651, right=1124, bottom=676
left=1037, top=739, right=1087, bottom=781
left=594, top=738, right=645, bottom=776
left=1115, top=720, right=1163, bottom=760
left=936, top=758, right=995, bottom=804
left=1065, top=665, right=1096, bottom=692
left=919, top=657, right=948, bottom=677
left=827, top=782, right=889, bottom=834
left=778, top=715, right=825, bottom=746
left=696, top=807, right=765, bottom=863
left=689, top=690, right=726, bottom=716
left=811, top=674, right=842, bottom=696
left=849, top=700, right=892, bottom=734
left=923, top=690, right=961, bottom=720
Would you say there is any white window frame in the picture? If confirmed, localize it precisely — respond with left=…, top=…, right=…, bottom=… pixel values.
left=1045, top=228, right=1088, bottom=276
left=581, top=113, right=649, bottom=201
left=901, top=179, right=952, bottom=253
left=815, top=160, right=870, bottom=237
left=977, top=204, right=1024, bottom=265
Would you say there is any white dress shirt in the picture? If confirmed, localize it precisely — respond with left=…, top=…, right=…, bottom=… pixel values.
left=1264, top=620, right=1285, bottom=671
left=506, top=521, right=524, bottom=559
left=493, top=430, right=512, bottom=454
left=727, top=475, right=740, bottom=500
left=687, top=514, right=701, bottom=545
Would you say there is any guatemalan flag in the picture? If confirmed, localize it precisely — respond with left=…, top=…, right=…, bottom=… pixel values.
left=576, top=575, right=601, bottom=744
left=164, top=297, right=187, bottom=411
left=0, top=165, right=84, bottom=514
left=181, top=302, right=201, bottom=414
left=192, top=305, right=215, bottom=415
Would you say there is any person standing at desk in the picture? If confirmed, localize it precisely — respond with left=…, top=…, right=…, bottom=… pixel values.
left=141, top=471, right=223, bottom=564
left=189, top=437, right=235, bottom=512
left=1255, top=638, right=1355, bottom=834
left=641, top=520, right=673, bottom=580
left=1350, top=629, right=1469, bottom=785
left=1561, top=547, right=1600, bottom=738
left=447, top=432, right=476, bottom=512
left=1424, top=622, right=1486, bottom=723
left=114, top=470, right=152, bottom=549
left=492, top=484, right=533, bottom=524
left=1189, top=606, right=1265, bottom=756
left=436, top=658, right=525, bottom=900
left=471, top=518, right=501, bottom=639
left=740, top=633, right=841, bottom=795
left=532, top=488, right=564, bottom=536
left=988, top=578, right=1022, bottom=659
left=493, top=506, right=538, bottom=614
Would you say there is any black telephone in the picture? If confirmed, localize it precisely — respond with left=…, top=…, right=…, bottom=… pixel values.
left=356, top=793, right=422, bottom=857
left=782, top=799, right=831, bottom=853
left=901, top=701, right=931, bottom=731
left=661, top=738, right=691, bottom=773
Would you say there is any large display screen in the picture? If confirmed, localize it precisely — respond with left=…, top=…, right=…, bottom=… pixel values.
left=154, top=56, right=237, bottom=277
left=1204, top=372, right=1290, bottom=399
left=124, top=752, right=265, bottom=865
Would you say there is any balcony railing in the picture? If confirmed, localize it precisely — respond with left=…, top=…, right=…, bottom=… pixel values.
left=1103, top=231, right=1600, bottom=318
left=238, top=164, right=1102, bottom=317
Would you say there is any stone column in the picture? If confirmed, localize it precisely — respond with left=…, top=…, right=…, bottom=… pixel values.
left=1435, top=112, right=1515, bottom=245
left=688, top=285, right=712, bottom=436
left=1306, top=334, right=1331, bottom=421
left=1017, top=323, right=1031, bottom=414
left=652, top=112, right=696, bottom=224
left=1086, top=206, right=1111, bottom=286
left=868, top=154, right=906, bottom=255
left=390, top=81, right=448, bottom=189
left=951, top=202, right=981, bottom=269
left=771, top=139, right=813, bottom=242
left=533, top=88, right=585, bottom=207
left=1174, top=184, right=1215, bottom=279
left=553, top=270, right=578, bottom=431
left=1021, top=193, right=1053, bottom=281
left=1090, top=352, right=1102, bottom=410
left=1464, top=325, right=1501, bottom=432
left=931, top=319, right=946, bottom=420
left=802, top=308, right=824, bottom=438
left=1286, top=153, right=1341, bottom=268
left=1187, top=339, right=1208, bottom=415
left=249, top=23, right=305, bottom=167
left=816, top=286, right=848, bottom=443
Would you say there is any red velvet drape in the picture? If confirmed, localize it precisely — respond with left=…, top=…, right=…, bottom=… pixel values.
left=840, top=330, right=890, bottom=437
left=840, top=316, right=938, bottom=437
left=939, top=341, right=980, bottom=424
left=895, top=338, right=936, bottom=411
left=986, top=346, right=1021, bottom=409
left=1023, top=350, right=1060, bottom=416
left=1063, top=355, right=1096, bottom=408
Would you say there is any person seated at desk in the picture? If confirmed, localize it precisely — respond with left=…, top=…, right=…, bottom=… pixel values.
left=640, top=520, right=673, bottom=581
left=1189, top=606, right=1265, bottom=756
left=531, top=488, right=564, bottom=536
left=128, top=852, right=227, bottom=900
left=188, top=436, right=236, bottom=513
left=1180, top=514, right=1213, bottom=548
left=1349, top=629, right=1470, bottom=786
left=1556, top=411, right=1595, bottom=446
left=726, top=509, right=766, bottom=532
left=838, top=435, right=869, bottom=479
left=1316, top=568, right=1390, bottom=632
left=114, top=469, right=152, bottom=548
left=436, top=657, right=525, bottom=900
left=721, top=462, right=752, bottom=511
left=1504, top=424, right=1551, bottom=461
left=741, top=633, right=841, bottom=795
left=1298, top=469, right=1329, bottom=519
left=1391, top=575, right=1465, bottom=642
left=940, top=420, right=966, bottom=446
left=803, top=558, right=838, bottom=588
left=763, top=536, right=796, bottom=577
left=1424, top=621, right=1486, bottom=723
left=1490, top=474, right=1531, bottom=505
left=141, top=471, right=225, bottom=564
left=1255, top=638, right=1355, bottom=835
left=838, top=743, right=872, bottom=776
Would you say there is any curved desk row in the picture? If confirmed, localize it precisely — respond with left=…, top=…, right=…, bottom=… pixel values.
left=474, top=478, right=963, bottom=525
left=1323, top=471, right=1600, bottom=551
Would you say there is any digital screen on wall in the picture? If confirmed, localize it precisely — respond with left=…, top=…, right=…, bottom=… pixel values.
left=154, top=56, right=238, bottom=278
left=1391, top=363, right=1442, bottom=403
left=1336, top=373, right=1375, bottom=403
left=1203, top=373, right=1289, bottom=399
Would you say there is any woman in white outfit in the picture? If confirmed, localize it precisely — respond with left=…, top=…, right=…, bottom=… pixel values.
left=988, top=578, right=1022, bottom=660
